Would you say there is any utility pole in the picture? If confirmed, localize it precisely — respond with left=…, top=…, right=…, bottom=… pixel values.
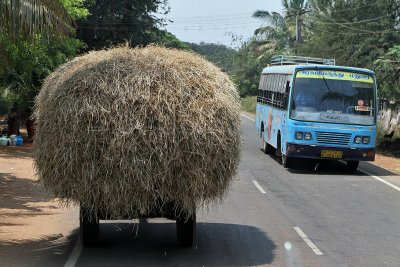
left=295, top=12, right=304, bottom=56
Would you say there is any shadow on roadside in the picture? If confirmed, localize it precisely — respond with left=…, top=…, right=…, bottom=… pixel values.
left=0, top=173, right=56, bottom=223
left=0, top=144, right=33, bottom=159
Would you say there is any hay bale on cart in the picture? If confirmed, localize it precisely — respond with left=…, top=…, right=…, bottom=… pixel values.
left=33, top=46, right=241, bottom=247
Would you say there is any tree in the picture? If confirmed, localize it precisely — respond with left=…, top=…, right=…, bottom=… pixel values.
left=375, top=45, right=400, bottom=105
left=0, top=0, right=73, bottom=39
left=252, top=11, right=292, bottom=52
left=0, top=0, right=89, bottom=110
left=301, top=0, right=400, bottom=103
left=252, top=0, right=309, bottom=53
left=234, top=1, right=310, bottom=97
left=188, top=42, right=237, bottom=75
left=303, top=0, right=400, bottom=69
left=77, top=0, right=169, bottom=49
left=232, top=38, right=273, bottom=97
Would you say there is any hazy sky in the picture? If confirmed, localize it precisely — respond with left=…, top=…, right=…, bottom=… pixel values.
left=160, top=0, right=283, bottom=47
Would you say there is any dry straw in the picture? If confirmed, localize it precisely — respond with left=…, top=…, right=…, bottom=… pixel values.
left=34, top=46, right=241, bottom=219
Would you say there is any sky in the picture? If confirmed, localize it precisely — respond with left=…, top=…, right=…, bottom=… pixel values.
left=159, top=0, right=283, bottom=48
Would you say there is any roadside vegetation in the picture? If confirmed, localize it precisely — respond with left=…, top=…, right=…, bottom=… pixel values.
left=241, top=96, right=257, bottom=114
left=0, top=0, right=186, bottom=112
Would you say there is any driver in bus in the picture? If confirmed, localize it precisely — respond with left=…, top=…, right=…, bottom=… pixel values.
left=294, top=79, right=316, bottom=111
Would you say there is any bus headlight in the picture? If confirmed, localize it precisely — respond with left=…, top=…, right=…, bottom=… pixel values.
left=304, top=132, right=312, bottom=140
left=296, top=132, right=303, bottom=140
left=362, top=136, right=370, bottom=144
left=354, top=136, right=362, bottom=144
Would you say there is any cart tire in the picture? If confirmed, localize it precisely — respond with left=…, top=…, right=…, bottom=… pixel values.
left=80, top=207, right=99, bottom=247
left=176, top=215, right=196, bottom=247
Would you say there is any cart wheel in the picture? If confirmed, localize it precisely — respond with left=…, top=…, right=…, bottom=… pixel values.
left=176, top=214, right=196, bottom=247
left=80, top=206, right=99, bottom=247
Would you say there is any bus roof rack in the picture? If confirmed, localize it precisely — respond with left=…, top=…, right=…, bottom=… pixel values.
left=271, top=55, right=336, bottom=66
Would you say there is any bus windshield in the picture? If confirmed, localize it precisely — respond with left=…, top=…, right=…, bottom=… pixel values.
left=290, top=69, right=376, bottom=125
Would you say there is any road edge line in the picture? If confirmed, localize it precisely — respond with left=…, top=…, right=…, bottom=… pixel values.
left=64, top=238, right=83, bottom=267
left=293, top=227, right=323, bottom=255
left=241, top=113, right=255, bottom=122
left=360, top=169, right=400, bottom=192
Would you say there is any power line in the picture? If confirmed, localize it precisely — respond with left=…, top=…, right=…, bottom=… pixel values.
left=78, top=24, right=261, bottom=31
left=309, top=12, right=396, bottom=26
left=312, top=0, right=390, bottom=13
left=79, top=17, right=259, bottom=27
left=303, top=23, right=400, bottom=35
left=306, top=12, right=398, bottom=34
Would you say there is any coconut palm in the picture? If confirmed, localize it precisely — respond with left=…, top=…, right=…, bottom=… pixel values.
left=252, top=0, right=308, bottom=51
left=252, top=10, right=292, bottom=51
left=0, top=0, right=72, bottom=39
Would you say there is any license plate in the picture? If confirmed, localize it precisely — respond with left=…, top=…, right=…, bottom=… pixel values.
left=321, top=150, right=343, bottom=159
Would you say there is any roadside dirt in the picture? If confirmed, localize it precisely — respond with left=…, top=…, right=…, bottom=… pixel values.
left=0, top=143, right=77, bottom=245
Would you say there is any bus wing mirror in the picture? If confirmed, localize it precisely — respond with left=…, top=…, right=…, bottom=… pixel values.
left=286, top=81, right=290, bottom=92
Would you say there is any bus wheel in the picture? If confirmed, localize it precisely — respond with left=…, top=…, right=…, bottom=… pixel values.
left=282, top=154, right=292, bottom=168
left=263, top=133, right=275, bottom=154
left=346, top=160, right=359, bottom=171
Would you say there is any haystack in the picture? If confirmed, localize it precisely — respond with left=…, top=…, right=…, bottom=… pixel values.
left=33, top=46, right=241, bottom=219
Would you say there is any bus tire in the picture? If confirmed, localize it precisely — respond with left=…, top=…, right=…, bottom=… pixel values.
left=282, top=154, right=293, bottom=168
left=176, top=215, right=196, bottom=247
left=263, top=132, right=274, bottom=154
left=346, top=160, right=359, bottom=171
left=275, top=133, right=282, bottom=157
left=80, top=206, right=99, bottom=247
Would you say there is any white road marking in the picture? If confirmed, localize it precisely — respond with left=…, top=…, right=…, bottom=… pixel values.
left=360, top=169, right=400, bottom=192
left=241, top=113, right=255, bottom=122
left=64, top=238, right=83, bottom=267
left=252, top=180, right=266, bottom=194
left=293, top=227, right=323, bottom=255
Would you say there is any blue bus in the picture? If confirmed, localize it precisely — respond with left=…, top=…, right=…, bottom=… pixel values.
left=255, top=56, right=377, bottom=170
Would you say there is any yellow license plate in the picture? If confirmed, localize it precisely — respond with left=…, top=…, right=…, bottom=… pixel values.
left=321, top=150, right=343, bottom=159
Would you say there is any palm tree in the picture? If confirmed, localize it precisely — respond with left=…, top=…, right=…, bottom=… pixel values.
left=252, top=10, right=292, bottom=51
left=252, top=0, right=308, bottom=51
left=0, top=0, right=72, bottom=39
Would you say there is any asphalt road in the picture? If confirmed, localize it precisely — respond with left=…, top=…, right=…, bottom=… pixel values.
left=2, top=115, right=400, bottom=267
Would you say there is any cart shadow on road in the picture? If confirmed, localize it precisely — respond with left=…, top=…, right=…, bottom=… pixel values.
left=76, top=221, right=277, bottom=267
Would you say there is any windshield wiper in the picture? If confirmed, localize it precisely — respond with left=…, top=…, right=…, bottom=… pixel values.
left=316, top=66, right=331, bottom=92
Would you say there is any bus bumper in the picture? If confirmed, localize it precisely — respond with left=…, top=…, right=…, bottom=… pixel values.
left=286, top=143, right=375, bottom=161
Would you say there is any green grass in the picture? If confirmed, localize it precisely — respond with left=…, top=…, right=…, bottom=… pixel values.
left=241, top=96, right=257, bottom=114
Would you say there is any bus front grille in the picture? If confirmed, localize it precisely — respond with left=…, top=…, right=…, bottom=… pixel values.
left=315, top=131, right=351, bottom=146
